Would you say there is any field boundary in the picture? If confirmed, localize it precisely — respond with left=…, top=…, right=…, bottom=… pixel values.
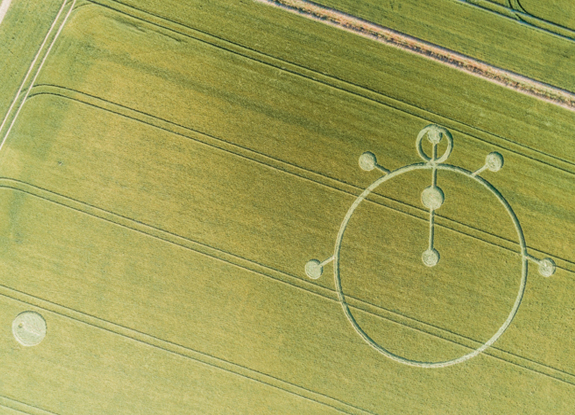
left=255, top=0, right=575, bottom=112
left=0, top=0, right=76, bottom=155
left=0, top=0, right=12, bottom=26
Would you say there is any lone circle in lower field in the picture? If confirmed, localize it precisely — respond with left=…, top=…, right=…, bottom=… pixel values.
left=333, top=163, right=528, bottom=368
left=12, top=311, right=47, bottom=347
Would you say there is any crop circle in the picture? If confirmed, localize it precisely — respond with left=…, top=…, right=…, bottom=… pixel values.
left=333, top=163, right=527, bottom=368
left=416, top=125, right=453, bottom=163
left=305, top=259, right=323, bottom=279
left=486, top=152, right=504, bottom=172
left=421, top=186, right=444, bottom=210
left=538, top=258, right=556, bottom=278
left=12, top=311, right=47, bottom=347
left=422, top=248, right=440, bottom=267
left=359, top=152, right=377, bottom=172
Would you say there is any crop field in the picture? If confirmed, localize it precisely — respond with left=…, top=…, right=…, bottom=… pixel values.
left=0, top=0, right=575, bottom=413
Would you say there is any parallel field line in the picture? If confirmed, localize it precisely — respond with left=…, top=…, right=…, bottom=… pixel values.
left=0, top=178, right=573, bottom=387
left=28, top=85, right=573, bottom=274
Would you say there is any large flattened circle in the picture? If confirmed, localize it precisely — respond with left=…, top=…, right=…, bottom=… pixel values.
left=333, top=163, right=528, bottom=368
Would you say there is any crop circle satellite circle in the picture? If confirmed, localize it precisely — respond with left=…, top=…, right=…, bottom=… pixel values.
left=305, top=124, right=556, bottom=368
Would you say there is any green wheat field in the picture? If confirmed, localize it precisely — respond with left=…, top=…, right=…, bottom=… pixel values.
left=0, top=0, right=574, bottom=413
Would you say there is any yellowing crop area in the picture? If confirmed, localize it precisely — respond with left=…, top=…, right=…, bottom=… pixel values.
left=0, top=0, right=574, bottom=413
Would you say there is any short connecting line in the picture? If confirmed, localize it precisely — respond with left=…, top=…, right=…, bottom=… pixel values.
left=428, top=210, right=435, bottom=251
left=471, top=165, right=488, bottom=177
left=374, top=164, right=390, bottom=175
left=525, top=253, right=540, bottom=264
left=320, top=256, right=335, bottom=267
left=430, top=143, right=439, bottom=186
left=421, top=209, right=440, bottom=267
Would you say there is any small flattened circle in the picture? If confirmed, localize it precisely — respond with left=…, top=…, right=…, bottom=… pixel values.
left=305, top=259, right=323, bottom=279
left=12, top=311, right=47, bottom=347
left=538, top=258, right=556, bottom=277
left=416, top=125, right=454, bottom=163
left=486, top=152, right=504, bottom=172
left=359, top=152, right=377, bottom=172
left=422, top=248, right=440, bottom=267
left=421, top=186, right=445, bottom=210
left=427, top=127, right=442, bottom=144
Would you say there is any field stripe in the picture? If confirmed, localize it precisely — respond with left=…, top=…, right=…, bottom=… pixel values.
left=0, top=175, right=574, bottom=387
left=255, top=0, right=575, bottom=111
left=0, top=280, right=372, bottom=415
left=0, top=0, right=76, bottom=155
left=77, top=0, right=575, bottom=182
left=27, top=85, right=573, bottom=275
